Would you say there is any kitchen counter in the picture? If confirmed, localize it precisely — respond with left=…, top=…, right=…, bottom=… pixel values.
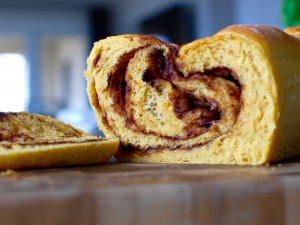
left=0, top=159, right=299, bottom=225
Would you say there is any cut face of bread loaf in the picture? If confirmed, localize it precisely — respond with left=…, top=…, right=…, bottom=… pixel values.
left=0, top=112, right=119, bottom=170
left=85, top=25, right=300, bottom=165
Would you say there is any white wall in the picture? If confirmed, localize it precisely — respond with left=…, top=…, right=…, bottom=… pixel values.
left=109, top=0, right=193, bottom=35
left=194, top=0, right=236, bottom=38
left=0, top=7, right=90, bottom=114
left=41, top=37, right=88, bottom=110
left=109, top=0, right=284, bottom=39
left=234, top=0, right=284, bottom=29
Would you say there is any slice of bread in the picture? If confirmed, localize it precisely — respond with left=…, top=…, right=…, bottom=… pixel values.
left=0, top=112, right=119, bottom=170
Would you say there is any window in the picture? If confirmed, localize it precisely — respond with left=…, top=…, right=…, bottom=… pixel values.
left=0, top=53, right=28, bottom=112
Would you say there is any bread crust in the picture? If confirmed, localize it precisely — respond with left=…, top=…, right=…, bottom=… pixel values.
left=284, top=26, right=300, bottom=38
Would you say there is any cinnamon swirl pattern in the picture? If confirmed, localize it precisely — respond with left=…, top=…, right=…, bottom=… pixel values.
left=85, top=25, right=300, bottom=165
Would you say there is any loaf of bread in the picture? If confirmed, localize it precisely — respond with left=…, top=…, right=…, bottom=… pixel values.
left=85, top=25, right=300, bottom=165
left=0, top=112, right=119, bottom=170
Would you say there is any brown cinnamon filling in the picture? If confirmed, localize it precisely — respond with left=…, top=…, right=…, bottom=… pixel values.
left=143, top=48, right=238, bottom=134
left=0, top=112, right=89, bottom=143
left=107, top=51, right=137, bottom=116
left=103, top=45, right=241, bottom=151
left=0, top=112, right=17, bottom=120
left=170, top=91, right=220, bottom=126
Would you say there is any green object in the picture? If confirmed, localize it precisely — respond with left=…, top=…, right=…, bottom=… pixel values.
left=282, top=0, right=300, bottom=27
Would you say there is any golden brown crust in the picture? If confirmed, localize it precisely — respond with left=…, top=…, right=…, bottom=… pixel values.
left=86, top=25, right=300, bottom=165
left=284, top=26, right=300, bottom=38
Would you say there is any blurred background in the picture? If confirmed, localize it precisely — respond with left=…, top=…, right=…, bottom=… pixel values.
left=0, top=0, right=296, bottom=135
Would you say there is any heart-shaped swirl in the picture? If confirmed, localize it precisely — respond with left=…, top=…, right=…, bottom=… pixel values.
left=87, top=35, right=240, bottom=150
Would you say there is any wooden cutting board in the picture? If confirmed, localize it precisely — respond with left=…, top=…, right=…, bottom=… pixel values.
left=0, top=158, right=300, bottom=225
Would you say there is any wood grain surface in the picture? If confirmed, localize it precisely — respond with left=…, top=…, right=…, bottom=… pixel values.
left=1, top=158, right=300, bottom=225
